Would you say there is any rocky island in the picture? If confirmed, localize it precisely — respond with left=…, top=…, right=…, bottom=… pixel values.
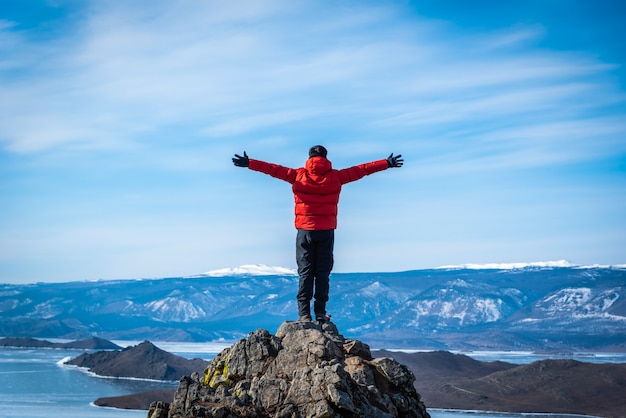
left=65, top=340, right=208, bottom=381
left=0, top=336, right=122, bottom=350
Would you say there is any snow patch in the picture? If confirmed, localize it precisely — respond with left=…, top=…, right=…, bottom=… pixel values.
left=449, top=279, right=470, bottom=287
left=544, top=288, right=592, bottom=310
left=536, top=287, right=622, bottom=319
left=145, top=298, right=207, bottom=321
left=578, top=264, right=626, bottom=270
left=360, top=282, right=387, bottom=297
left=437, top=260, right=575, bottom=270
left=408, top=295, right=504, bottom=326
left=204, top=264, right=297, bottom=277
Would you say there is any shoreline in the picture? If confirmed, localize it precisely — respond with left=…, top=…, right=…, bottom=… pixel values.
left=94, top=388, right=176, bottom=410
left=428, top=409, right=602, bottom=418
left=93, top=395, right=605, bottom=418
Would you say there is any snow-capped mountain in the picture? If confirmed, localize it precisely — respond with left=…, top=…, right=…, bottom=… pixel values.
left=1, top=264, right=624, bottom=351
left=436, top=260, right=576, bottom=270
left=202, top=264, right=297, bottom=277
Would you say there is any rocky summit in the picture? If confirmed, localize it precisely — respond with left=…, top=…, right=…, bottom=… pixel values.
left=148, top=321, right=430, bottom=418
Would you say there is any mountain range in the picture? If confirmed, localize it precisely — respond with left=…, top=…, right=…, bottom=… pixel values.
left=1, top=262, right=625, bottom=351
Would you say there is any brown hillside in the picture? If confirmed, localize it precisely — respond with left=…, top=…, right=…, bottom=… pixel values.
left=374, top=351, right=626, bottom=418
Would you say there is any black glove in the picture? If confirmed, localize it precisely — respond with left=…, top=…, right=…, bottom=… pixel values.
left=232, top=151, right=249, bottom=167
left=387, top=153, right=403, bottom=168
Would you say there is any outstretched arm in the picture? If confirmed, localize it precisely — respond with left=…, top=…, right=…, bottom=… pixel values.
left=232, top=151, right=297, bottom=184
left=337, top=152, right=403, bottom=184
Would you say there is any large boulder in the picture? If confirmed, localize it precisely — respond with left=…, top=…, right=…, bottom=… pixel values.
left=152, top=321, right=430, bottom=418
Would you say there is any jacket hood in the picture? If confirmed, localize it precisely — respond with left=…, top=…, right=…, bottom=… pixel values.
left=305, top=156, right=332, bottom=176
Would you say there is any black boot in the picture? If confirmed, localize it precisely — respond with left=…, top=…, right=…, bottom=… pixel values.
left=297, top=301, right=312, bottom=322
left=314, top=300, right=327, bottom=322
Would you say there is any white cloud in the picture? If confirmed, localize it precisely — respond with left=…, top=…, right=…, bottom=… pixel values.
left=1, top=1, right=623, bottom=164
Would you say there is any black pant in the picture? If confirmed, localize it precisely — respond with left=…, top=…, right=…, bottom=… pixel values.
left=295, top=229, right=334, bottom=319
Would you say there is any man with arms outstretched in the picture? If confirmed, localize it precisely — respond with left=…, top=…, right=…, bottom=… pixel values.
left=232, top=145, right=403, bottom=322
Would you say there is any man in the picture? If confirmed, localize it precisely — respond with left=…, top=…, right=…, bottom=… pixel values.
left=232, top=145, right=403, bottom=322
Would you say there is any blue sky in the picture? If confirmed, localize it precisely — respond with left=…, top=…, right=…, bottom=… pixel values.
left=1, top=0, right=625, bottom=283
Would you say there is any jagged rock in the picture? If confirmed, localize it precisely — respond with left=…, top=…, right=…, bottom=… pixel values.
left=157, top=321, right=430, bottom=418
left=148, top=400, right=170, bottom=418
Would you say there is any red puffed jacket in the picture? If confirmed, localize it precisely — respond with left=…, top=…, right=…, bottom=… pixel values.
left=248, top=156, right=389, bottom=230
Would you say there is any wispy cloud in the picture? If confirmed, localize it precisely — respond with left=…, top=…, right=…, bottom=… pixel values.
left=1, top=1, right=622, bottom=163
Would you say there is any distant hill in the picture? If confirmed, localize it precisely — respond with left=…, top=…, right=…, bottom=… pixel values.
left=1, top=264, right=625, bottom=351
left=65, top=340, right=208, bottom=380
left=372, top=350, right=626, bottom=417
left=0, top=336, right=121, bottom=350
left=373, top=350, right=626, bottom=417
left=374, top=349, right=517, bottom=379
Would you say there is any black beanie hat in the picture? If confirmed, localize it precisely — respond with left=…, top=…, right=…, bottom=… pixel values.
left=309, top=145, right=328, bottom=158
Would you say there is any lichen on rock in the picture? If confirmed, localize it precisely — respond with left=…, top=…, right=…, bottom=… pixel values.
left=151, top=321, right=430, bottom=418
